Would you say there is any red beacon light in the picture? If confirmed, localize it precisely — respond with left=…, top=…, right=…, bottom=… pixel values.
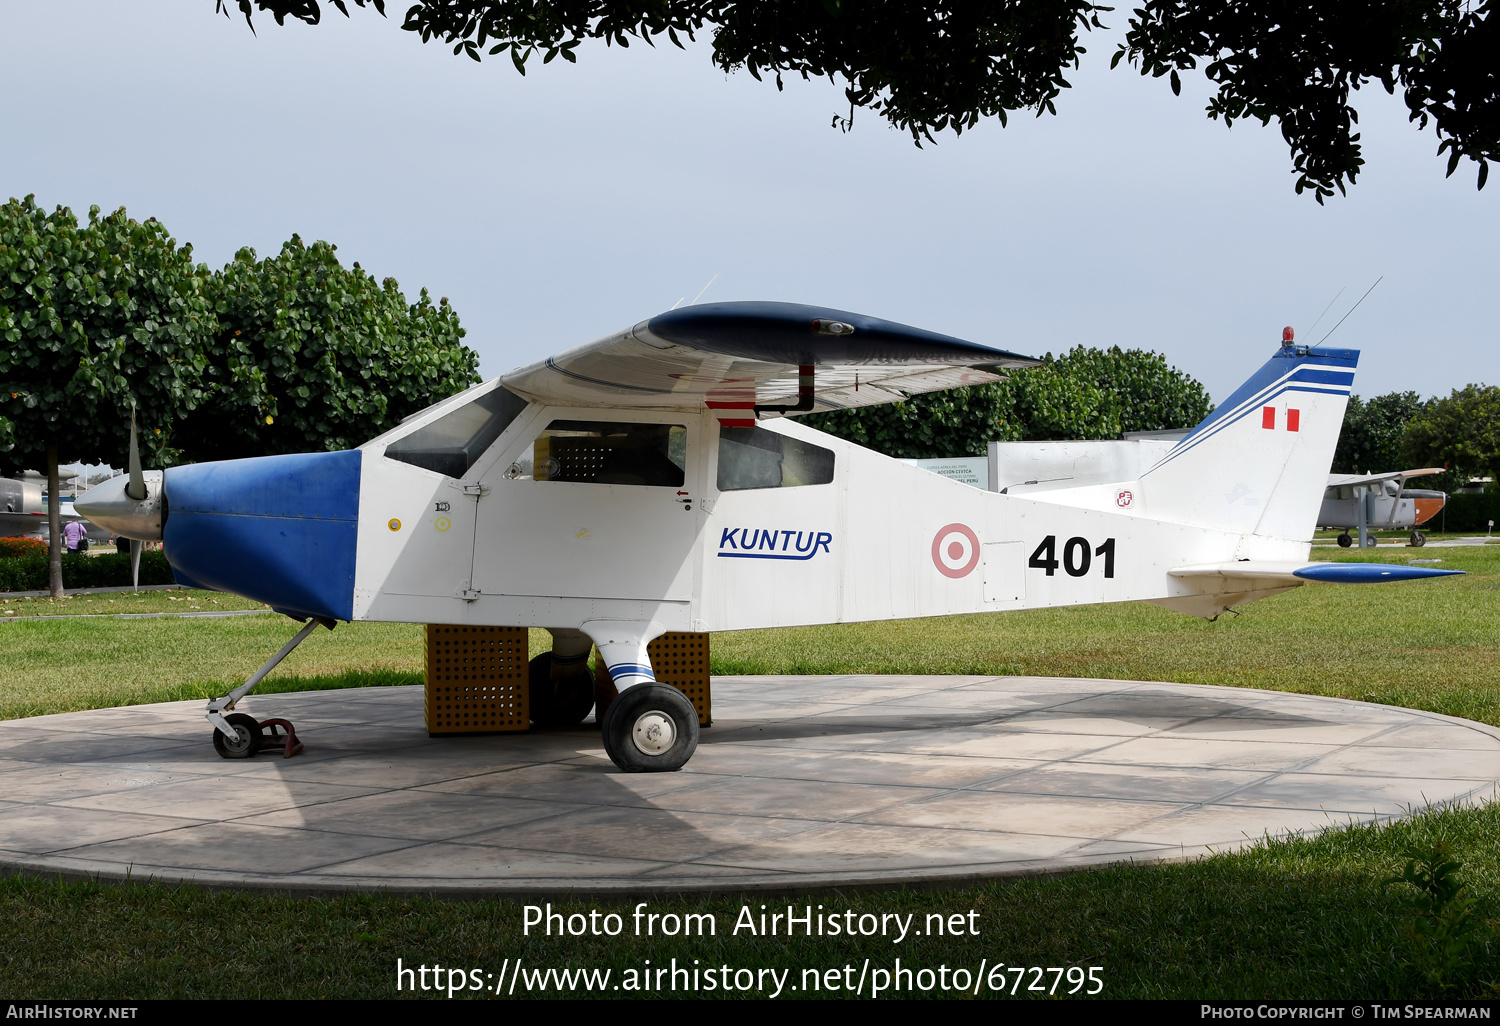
left=1282, top=326, right=1295, bottom=342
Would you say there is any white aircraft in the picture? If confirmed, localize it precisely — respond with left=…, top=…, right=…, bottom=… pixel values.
left=0, top=470, right=89, bottom=539
left=77, top=304, right=1461, bottom=772
left=1319, top=469, right=1447, bottom=547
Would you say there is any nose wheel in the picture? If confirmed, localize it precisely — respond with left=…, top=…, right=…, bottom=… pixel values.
left=212, top=713, right=262, bottom=759
left=601, top=683, right=698, bottom=772
left=211, top=713, right=304, bottom=759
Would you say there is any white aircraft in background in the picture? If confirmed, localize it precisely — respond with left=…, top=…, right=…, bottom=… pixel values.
left=78, top=305, right=1461, bottom=773
left=1319, top=469, right=1447, bottom=547
left=0, top=470, right=91, bottom=540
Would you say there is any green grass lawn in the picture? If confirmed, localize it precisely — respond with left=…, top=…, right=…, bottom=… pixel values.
left=1, top=548, right=1498, bottom=999
left=0, top=588, right=268, bottom=618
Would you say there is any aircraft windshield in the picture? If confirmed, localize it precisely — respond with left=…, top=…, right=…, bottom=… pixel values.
left=384, top=387, right=530, bottom=478
left=533, top=421, right=687, bottom=487
left=717, top=427, right=835, bottom=491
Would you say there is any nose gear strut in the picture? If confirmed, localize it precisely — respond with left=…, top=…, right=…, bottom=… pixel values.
left=206, top=617, right=332, bottom=759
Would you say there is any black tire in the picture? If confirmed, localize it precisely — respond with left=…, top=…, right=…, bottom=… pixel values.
left=212, top=712, right=262, bottom=759
left=1411, top=531, right=1427, bottom=547
left=600, top=683, right=698, bottom=772
left=1337, top=532, right=1353, bottom=548
left=528, top=652, right=596, bottom=728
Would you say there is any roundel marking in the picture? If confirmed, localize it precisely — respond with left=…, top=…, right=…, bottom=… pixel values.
left=434, top=516, right=452, bottom=533
left=931, top=523, right=981, bottom=579
left=388, top=518, right=402, bottom=532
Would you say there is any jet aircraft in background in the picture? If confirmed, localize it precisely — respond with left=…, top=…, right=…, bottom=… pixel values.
left=78, top=306, right=1462, bottom=773
left=0, top=470, right=92, bottom=540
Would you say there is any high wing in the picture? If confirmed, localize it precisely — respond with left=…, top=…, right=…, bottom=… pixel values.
left=500, top=301, right=1039, bottom=420
left=1327, top=468, right=1445, bottom=488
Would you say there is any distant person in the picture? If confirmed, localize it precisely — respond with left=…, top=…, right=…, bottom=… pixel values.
left=62, top=519, right=87, bottom=552
left=115, top=535, right=130, bottom=553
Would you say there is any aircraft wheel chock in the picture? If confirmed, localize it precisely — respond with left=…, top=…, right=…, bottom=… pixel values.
left=528, top=652, right=596, bottom=729
left=1337, top=532, right=1353, bottom=548
left=601, top=683, right=698, bottom=773
left=212, top=713, right=263, bottom=759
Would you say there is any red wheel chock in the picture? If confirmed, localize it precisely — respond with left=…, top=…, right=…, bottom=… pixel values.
left=258, top=718, right=304, bottom=758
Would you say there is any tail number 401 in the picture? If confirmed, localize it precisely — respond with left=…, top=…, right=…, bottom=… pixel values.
left=1028, top=535, right=1115, bottom=578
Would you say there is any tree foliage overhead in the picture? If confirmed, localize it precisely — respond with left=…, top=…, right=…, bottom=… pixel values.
left=1116, top=0, right=1497, bottom=201
left=1403, top=384, right=1500, bottom=486
left=1331, top=390, right=1426, bottom=474
left=180, top=236, right=481, bottom=463
left=219, top=0, right=1496, bottom=199
left=801, top=345, right=1214, bottom=459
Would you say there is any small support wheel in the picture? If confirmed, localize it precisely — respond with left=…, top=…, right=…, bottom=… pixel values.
left=1337, top=532, right=1353, bottom=548
left=529, top=651, right=596, bottom=728
left=212, top=712, right=263, bottom=759
left=600, top=683, right=699, bottom=772
left=1410, top=530, right=1427, bottom=547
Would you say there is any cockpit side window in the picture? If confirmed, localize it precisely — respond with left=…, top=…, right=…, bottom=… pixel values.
left=384, top=387, right=530, bottom=478
left=532, top=421, right=687, bottom=487
left=717, top=426, right=835, bottom=491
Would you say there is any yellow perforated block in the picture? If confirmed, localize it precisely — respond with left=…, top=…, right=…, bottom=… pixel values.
left=425, top=625, right=529, bottom=734
left=647, top=632, right=711, bottom=727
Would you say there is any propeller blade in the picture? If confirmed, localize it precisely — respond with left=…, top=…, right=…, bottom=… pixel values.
left=125, top=405, right=146, bottom=501
left=130, top=538, right=142, bottom=593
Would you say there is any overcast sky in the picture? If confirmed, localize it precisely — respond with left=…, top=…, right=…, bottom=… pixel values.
left=2, top=1, right=1495, bottom=405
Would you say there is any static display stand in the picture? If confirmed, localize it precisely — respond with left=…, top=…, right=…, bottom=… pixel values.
left=424, top=625, right=529, bottom=734
left=596, top=632, right=712, bottom=727
left=425, top=626, right=711, bottom=733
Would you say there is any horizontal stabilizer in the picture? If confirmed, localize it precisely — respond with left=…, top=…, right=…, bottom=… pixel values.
left=1170, top=560, right=1463, bottom=584
left=1292, top=563, right=1464, bottom=583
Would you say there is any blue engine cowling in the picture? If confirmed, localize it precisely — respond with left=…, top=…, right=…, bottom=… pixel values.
left=163, top=450, right=362, bottom=622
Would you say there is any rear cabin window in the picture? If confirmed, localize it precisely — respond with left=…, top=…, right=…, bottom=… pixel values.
left=534, top=421, right=687, bottom=487
left=717, top=426, right=835, bottom=491
left=384, top=387, right=530, bottom=478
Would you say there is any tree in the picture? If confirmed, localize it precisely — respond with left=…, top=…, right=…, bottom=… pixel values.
left=219, top=0, right=1497, bottom=200
left=1331, top=391, right=1426, bottom=474
left=1403, top=384, right=1500, bottom=486
left=178, top=236, right=481, bottom=462
left=802, top=344, right=1212, bottom=458
left=0, top=196, right=214, bottom=596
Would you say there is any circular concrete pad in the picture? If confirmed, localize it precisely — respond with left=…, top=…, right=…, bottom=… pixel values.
left=2, top=676, right=1498, bottom=894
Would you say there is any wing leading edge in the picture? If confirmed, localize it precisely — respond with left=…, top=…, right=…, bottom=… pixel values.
left=501, top=301, right=1039, bottom=416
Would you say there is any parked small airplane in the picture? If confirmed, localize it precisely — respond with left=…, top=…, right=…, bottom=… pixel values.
left=78, top=307, right=1461, bottom=772
left=1319, top=469, right=1447, bottom=547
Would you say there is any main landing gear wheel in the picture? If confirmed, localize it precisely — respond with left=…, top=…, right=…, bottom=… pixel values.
left=600, top=683, right=698, bottom=773
left=1411, top=530, right=1427, bottom=547
left=212, top=712, right=262, bottom=759
left=1337, top=531, right=1353, bottom=548
left=528, top=651, right=596, bottom=728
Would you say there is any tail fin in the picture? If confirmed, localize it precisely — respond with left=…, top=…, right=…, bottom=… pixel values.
left=1142, top=345, right=1357, bottom=544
